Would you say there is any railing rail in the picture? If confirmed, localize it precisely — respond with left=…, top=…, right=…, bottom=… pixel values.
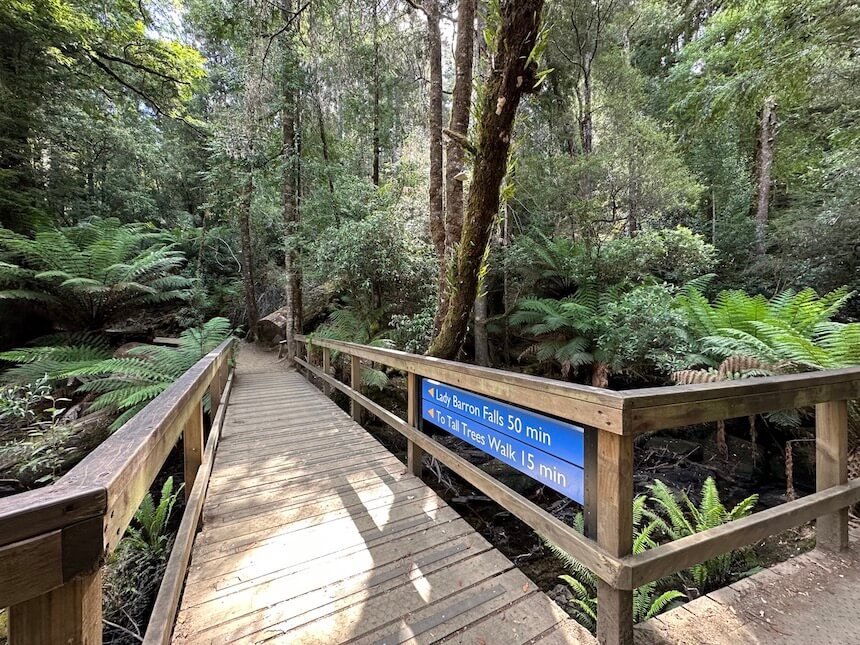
left=295, top=334, right=860, bottom=645
left=0, top=337, right=234, bottom=645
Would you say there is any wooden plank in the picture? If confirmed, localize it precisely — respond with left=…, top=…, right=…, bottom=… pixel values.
left=0, top=485, right=106, bottom=548
left=816, top=400, right=849, bottom=551
left=407, top=371, right=424, bottom=477
left=175, top=527, right=488, bottom=640
left=189, top=549, right=514, bottom=645
left=350, top=354, right=362, bottom=422
left=181, top=516, right=477, bottom=609
left=322, top=347, right=332, bottom=396
left=623, top=478, right=860, bottom=589
left=183, top=400, right=204, bottom=502
left=293, top=356, right=625, bottom=586
left=192, top=481, right=436, bottom=554
left=187, top=503, right=460, bottom=590
left=204, top=469, right=412, bottom=525
left=596, top=432, right=634, bottom=645
left=349, top=568, right=530, bottom=645
left=8, top=568, right=102, bottom=645
left=442, top=592, right=570, bottom=645
left=621, top=368, right=860, bottom=433
left=0, top=532, right=63, bottom=608
left=145, top=369, right=234, bottom=645
left=0, top=517, right=102, bottom=609
left=296, top=335, right=625, bottom=432
left=60, top=338, right=234, bottom=555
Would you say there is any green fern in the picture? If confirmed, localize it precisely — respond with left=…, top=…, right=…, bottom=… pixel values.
left=311, top=303, right=394, bottom=389
left=0, top=218, right=192, bottom=331
left=67, top=317, right=233, bottom=431
left=124, top=476, right=183, bottom=558
left=678, top=285, right=858, bottom=371
left=543, top=496, right=686, bottom=632
left=510, top=288, right=604, bottom=377
left=645, top=477, right=757, bottom=591
left=0, top=333, right=113, bottom=383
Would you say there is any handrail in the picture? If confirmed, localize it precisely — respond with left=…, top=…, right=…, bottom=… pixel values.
left=294, top=334, right=860, bottom=645
left=0, top=337, right=234, bottom=643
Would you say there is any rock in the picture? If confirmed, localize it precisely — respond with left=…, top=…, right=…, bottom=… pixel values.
left=548, top=582, right=574, bottom=606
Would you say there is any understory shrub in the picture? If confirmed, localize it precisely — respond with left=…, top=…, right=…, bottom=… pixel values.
left=545, top=477, right=757, bottom=632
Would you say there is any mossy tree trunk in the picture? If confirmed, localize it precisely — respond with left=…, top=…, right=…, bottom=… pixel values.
left=428, top=0, right=545, bottom=359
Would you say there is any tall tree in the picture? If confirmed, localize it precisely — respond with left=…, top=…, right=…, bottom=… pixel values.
left=409, top=0, right=446, bottom=330
left=427, top=0, right=446, bottom=329
left=281, top=0, right=303, bottom=357
left=753, top=95, right=777, bottom=255
left=429, top=0, right=546, bottom=359
left=436, top=0, right=477, bottom=333
left=372, top=0, right=381, bottom=186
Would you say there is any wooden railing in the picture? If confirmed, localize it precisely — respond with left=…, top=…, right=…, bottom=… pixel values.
left=294, top=334, right=860, bottom=645
left=0, top=338, right=234, bottom=645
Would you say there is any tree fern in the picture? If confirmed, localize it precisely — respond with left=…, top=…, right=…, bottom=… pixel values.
left=311, top=303, right=394, bottom=389
left=0, top=333, right=113, bottom=383
left=678, top=285, right=858, bottom=372
left=0, top=218, right=192, bottom=331
left=66, top=317, right=233, bottom=431
left=510, top=288, right=601, bottom=377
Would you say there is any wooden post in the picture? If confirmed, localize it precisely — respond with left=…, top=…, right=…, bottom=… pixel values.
left=322, top=347, right=332, bottom=397
left=350, top=354, right=362, bottom=423
left=596, top=431, right=634, bottom=645
left=183, top=400, right=204, bottom=501
left=583, top=426, right=598, bottom=540
left=208, top=360, right=225, bottom=415
left=407, top=372, right=425, bottom=478
left=816, top=400, right=849, bottom=551
left=9, top=569, right=103, bottom=645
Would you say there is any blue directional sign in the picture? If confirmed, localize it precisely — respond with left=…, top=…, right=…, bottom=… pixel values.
left=421, top=379, right=585, bottom=503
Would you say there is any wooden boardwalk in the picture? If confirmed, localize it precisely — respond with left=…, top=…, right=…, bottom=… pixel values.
left=171, top=356, right=593, bottom=644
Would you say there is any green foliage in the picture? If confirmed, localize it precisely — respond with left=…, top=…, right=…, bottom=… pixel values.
left=545, top=496, right=686, bottom=632
left=390, top=296, right=436, bottom=355
left=69, top=317, right=233, bottom=430
left=510, top=282, right=693, bottom=381
left=0, top=374, right=54, bottom=428
left=0, top=333, right=112, bottom=384
left=125, top=476, right=183, bottom=558
left=509, top=288, right=602, bottom=377
left=677, top=285, right=860, bottom=371
left=104, top=474, right=185, bottom=643
left=598, top=285, right=693, bottom=377
left=646, top=478, right=758, bottom=591
left=311, top=305, right=393, bottom=390
left=0, top=218, right=193, bottom=331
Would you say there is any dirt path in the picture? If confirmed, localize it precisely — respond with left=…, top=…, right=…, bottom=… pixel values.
left=636, top=522, right=860, bottom=644
left=233, top=341, right=291, bottom=375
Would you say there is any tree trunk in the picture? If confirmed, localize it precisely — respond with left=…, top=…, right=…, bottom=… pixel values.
left=282, top=0, right=302, bottom=359
left=754, top=95, right=777, bottom=256
left=429, top=0, right=545, bottom=359
left=316, top=92, right=335, bottom=197
left=372, top=0, right=381, bottom=186
left=581, top=66, right=593, bottom=156
left=426, top=0, right=446, bottom=332
left=239, top=169, right=260, bottom=341
left=474, top=286, right=489, bottom=366
left=627, top=155, right=638, bottom=237
left=445, top=0, right=476, bottom=249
